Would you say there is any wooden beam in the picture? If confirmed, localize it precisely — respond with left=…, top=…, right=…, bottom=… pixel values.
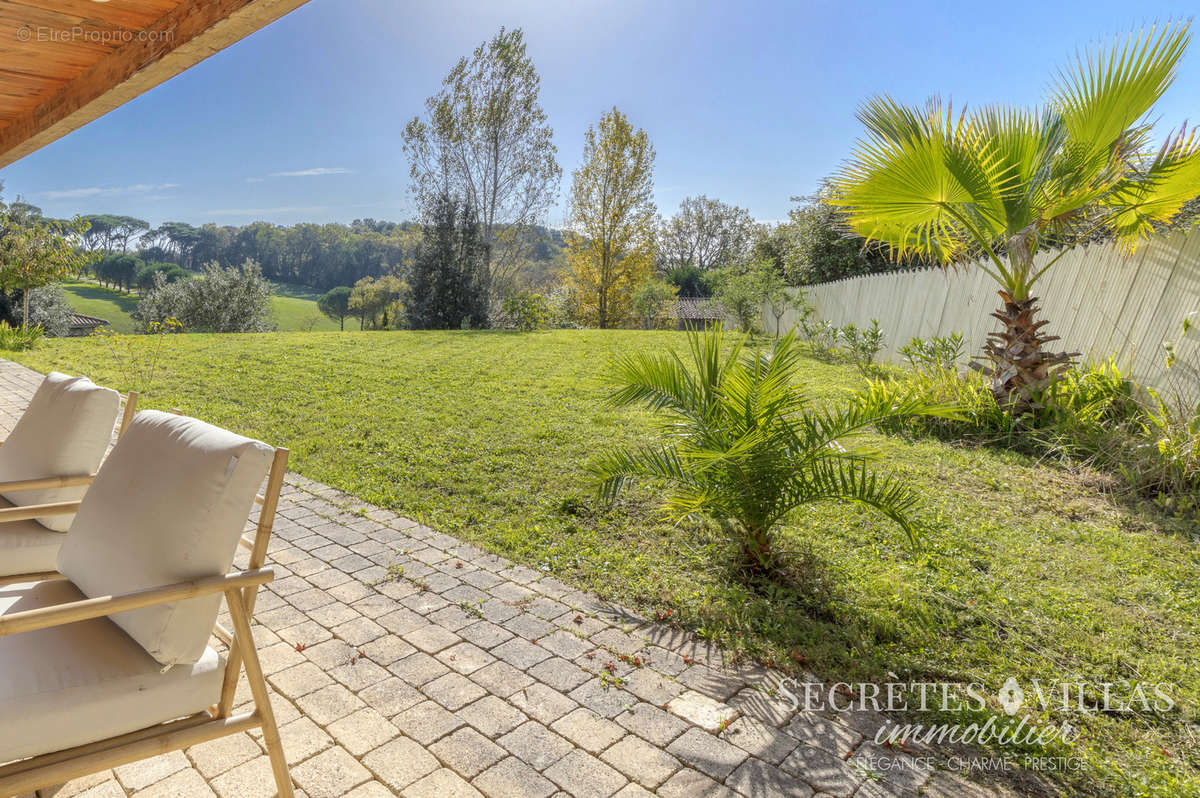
left=0, top=473, right=92, bottom=493
left=0, top=0, right=310, bottom=168
left=0, top=499, right=80, bottom=522
left=0, top=567, right=274, bottom=636
left=0, top=712, right=261, bottom=795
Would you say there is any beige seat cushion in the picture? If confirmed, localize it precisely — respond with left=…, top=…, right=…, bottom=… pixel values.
left=0, top=495, right=64, bottom=576
left=0, top=372, right=120, bottom=532
left=58, top=410, right=273, bottom=667
left=0, top=578, right=224, bottom=763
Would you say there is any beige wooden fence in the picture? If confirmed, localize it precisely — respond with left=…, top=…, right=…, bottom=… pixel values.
left=763, top=229, right=1200, bottom=399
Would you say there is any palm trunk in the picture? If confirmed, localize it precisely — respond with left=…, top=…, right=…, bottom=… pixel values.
left=732, top=521, right=774, bottom=572
left=21, top=287, right=29, bottom=330
left=972, top=291, right=1078, bottom=414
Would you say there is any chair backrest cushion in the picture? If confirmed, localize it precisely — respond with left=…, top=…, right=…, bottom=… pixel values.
left=58, top=409, right=274, bottom=666
left=0, top=372, right=120, bottom=532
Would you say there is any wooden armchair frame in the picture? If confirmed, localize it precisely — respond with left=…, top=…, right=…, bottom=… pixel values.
left=0, top=391, right=138, bottom=528
left=0, top=445, right=294, bottom=798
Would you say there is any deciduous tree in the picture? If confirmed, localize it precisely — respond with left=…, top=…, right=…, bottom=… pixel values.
left=565, top=108, right=657, bottom=328
left=350, top=274, right=405, bottom=330
left=0, top=203, right=93, bottom=327
left=631, top=279, right=676, bottom=329
left=659, top=196, right=756, bottom=272
left=403, top=27, right=560, bottom=295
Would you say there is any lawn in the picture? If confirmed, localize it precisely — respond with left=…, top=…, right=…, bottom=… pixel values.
left=13, top=330, right=1200, bottom=796
left=57, top=279, right=339, bottom=332
left=269, top=283, right=340, bottom=331
left=59, top=279, right=140, bottom=333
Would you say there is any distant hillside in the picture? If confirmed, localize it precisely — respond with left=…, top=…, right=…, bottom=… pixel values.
left=59, top=279, right=339, bottom=333
left=60, top=280, right=138, bottom=333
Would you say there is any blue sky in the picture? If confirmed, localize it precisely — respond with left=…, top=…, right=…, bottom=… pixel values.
left=1, top=0, right=1197, bottom=228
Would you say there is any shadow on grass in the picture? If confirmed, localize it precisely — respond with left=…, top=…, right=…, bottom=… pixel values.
left=61, top=281, right=140, bottom=314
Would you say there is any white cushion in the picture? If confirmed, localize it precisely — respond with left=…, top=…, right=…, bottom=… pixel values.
left=0, top=578, right=224, bottom=763
left=58, top=410, right=273, bottom=667
left=0, top=495, right=64, bottom=576
left=0, top=372, right=120, bottom=532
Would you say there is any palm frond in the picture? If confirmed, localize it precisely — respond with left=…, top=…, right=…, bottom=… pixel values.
left=784, top=460, right=923, bottom=545
left=1103, top=125, right=1200, bottom=246
left=830, top=97, right=1018, bottom=269
left=589, top=443, right=691, bottom=503
left=1052, top=23, right=1190, bottom=169
left=606, top=350, right=697, bottom=413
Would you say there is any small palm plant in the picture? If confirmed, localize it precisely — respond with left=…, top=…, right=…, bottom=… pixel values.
left=591, top=327, right=952, bottom=572
left=829, top=22, right=1200, bottom=413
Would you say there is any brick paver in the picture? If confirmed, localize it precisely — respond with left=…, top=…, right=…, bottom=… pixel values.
left=0, top=361, right=1015, bottom=797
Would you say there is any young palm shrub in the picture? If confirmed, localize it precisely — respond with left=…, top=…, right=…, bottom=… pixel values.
left=591, top=327, right=953, bottom=572
left=829, top=22, right=1200, bottom=414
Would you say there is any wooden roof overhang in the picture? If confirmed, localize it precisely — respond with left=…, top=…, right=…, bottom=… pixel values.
left=0, top=0, right=309, bottom=168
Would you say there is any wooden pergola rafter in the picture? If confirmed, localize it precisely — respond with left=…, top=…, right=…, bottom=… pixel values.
left=0, top=0, right=310, bottom=169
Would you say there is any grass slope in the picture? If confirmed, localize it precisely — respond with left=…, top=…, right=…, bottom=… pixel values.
left=58, top=280, right=138, bottom=333
left=269, top=283, right=339, bottom=331
left=14, top=330, right=1200, bottom=796
left=58, top=279, right=339, bottom=332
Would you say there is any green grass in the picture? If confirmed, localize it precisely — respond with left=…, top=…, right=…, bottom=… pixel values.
left=269, top=293, right=339, bottom=331
left=58, top=279, right=339, bottom=332
left=13, top=330, right=1200, bottom=796
left=59, top=280, right=138, bottom=333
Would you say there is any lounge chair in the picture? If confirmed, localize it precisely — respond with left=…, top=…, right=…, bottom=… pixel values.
left=0, top=409, right=293, bottom=797
left=0, top=372, right=136, bottom=578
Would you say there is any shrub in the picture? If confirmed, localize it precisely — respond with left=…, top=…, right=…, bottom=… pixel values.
left=800, top=318, right=840, bottom=358
left=0, top=320, right=42, bottom=351
left=839, top=319, right=885, bottom=374
left=90, top=318, right=183, bottom=393
left=900, top=333, right=965, bottom=373
left=16, top=285, right=72, bottom=337
left=711, top=262, right=779, bottom=334
left=1138, top=315, right=1200, bottom=511
left=545, top=284, right=582, bottom=328
left=135, top=262, right=189, bottom=292
left=500, top=291, right=551, bottom=332
left=134, top=260, right=274, bottom=333
left=591, top=327, right=953, bottom=571
left=1137, top=395, right=1200, bottom=512
left=631, top=279, right=676, bottom=329
left=867, top=355, right=1200, bottom=514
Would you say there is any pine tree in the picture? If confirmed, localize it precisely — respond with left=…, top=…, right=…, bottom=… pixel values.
left=406, top=191, right=490, bottom=329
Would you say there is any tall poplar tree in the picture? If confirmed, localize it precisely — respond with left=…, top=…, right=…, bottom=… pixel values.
left=565, top=108, right=656, bottom=328
left=403, top=27, right=560, bottom=295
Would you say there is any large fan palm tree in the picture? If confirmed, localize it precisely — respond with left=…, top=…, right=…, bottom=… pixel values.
left=829, top=23, right=1200, bottom=412
left=591, top=327, right=951, bottom=572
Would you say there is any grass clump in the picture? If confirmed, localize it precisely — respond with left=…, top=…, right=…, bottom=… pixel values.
left=0, top=320, right=42, bottom=351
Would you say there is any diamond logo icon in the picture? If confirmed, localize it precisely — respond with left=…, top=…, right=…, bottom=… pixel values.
left=998, top=677, right=1024, bottom=716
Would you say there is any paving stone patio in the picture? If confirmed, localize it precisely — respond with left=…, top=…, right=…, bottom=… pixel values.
left=0, top=361, right=1019, bottom=798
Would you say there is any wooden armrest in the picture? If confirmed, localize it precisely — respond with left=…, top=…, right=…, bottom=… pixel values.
left=0, top=568, right=275, bottom=637
left=0, top=501, right=80, bottom=524
left=0, top=474, right=94, bottom=493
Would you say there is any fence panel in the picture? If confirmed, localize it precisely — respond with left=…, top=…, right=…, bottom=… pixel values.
left=766, top=230, right=1200, bottom=399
